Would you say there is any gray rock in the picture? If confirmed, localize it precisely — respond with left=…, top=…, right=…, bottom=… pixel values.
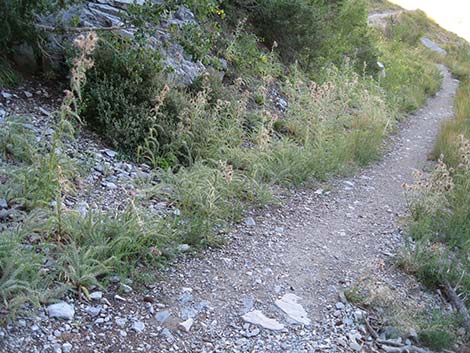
left=62, top=343, right=72, bottom=353
left=131, top=321, right=145, bottom=333
left=109, top=276, right=120, bottom=283
left=245, top=217, right=256, bottom=227
left=102, top=149, right=117, bottom=158
left=155, top=310, right=171, bottom=325
left=47, top=302, right=75, bottom=320
left=85, top=306, right=101, bottom=317
left=24, top=91, right=33, bottom=98
left=161, top=328, right=175, bottom=342
left=241, top=295, right=254, bottom=314
left=37, top=2, right=206, bottom=86
left=275, top=97, right=288, bottom=111
left=1, top=91, right=12, bottom=99
left=335, top=302, right=345, bottom=310
left=421, top=37, right=446, bottom=54
left=0, top=199, right=7, bottom=209
left=115, top=317, right=127, bottom=328
left=90, top=291, right=103, bottom=300
left=102, top=181, right=117, bottom=190
left=242, top=310, right=284, bottom=331
left=120, top=283, right=133, bottom=293
left=0, top=108, right=5, bottom=121
left=275, top=293, right=311, bottom=325
left=177, top=244, right=191, bottom=253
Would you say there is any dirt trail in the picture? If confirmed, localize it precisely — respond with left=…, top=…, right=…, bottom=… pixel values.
left=137, top=65, right=456, bottom=352
left=1, top=67, right=458, bottom=352
left=83, top=65, right=456, bottom=352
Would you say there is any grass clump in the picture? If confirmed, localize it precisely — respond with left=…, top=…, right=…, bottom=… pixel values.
left=374, top=11, right=443, bottom=113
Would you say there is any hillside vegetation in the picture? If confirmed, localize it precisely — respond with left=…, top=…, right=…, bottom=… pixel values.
left=0, top=0, right=446, bottom=321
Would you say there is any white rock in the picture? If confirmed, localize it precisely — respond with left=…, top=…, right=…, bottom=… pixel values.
left=121, top=284, right=133, bottom=293
left=242, top=310, right=284, bottom=331
left=131, top=321, right=145, bottom=333
left=47, top=302, right=75, bottom=320
left=23, top=91, right=33, bottom=98
left=177, top=318, right=194, bottom=332
left=90, top=291, right=103, bottom=300
left=275, top=293, right=311, bottom=325
left=62, top=343, right=72, bottom=353
left=177, top=244, right=191, bottom=252
left=245, top=217, right=256, bottom=227
left=102, top=149, right=117, bottom=158
left=1, top=91, right=12, bottom=99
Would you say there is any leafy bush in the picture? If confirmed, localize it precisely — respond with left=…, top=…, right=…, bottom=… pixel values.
left=80, top=35, right=187, bottom=158
left=223, top=0, right=378, bottom=73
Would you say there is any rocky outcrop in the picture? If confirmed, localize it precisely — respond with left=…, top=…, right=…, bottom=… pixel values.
left=37, top=0, right=210, bottom=85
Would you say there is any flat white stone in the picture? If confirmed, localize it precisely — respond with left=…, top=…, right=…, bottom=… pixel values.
left=275, top=293, right=311, bottom=325
left=177, top=318, right=194, bottom=332
left=242, top=310, right=284, bottom=331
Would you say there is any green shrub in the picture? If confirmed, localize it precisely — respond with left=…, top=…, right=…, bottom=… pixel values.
left=378, top=40, right=441, bottom=113
left=223, top=0, right=378, bottom=73
left=80, top=35, right=187, bottom=157
left=419, top=329, right=454, bottom=351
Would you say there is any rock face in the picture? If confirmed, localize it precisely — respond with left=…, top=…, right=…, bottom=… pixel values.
left=420, top=37, right=447, bottom=55
left=37, top=0, right=210, bottom=85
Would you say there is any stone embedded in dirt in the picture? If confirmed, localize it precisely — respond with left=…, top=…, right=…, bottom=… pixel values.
left=178, top=318, right=194, bottom=332
left=114, top=294, right=127, bottom=302
left=89, top=291, right=103, bottom=300
left=38, top=107, right=51, bottom=116
left=155, top=310, right=171, bottom=325
left=275, top=293, right=311, bottom=325
left=177, top=244, right=191, bottom=253
left=23, top=91, right=33, bottom=98
left=102, top=181, right=118, bottom=190
left=121, top=283, right=133, bottom=293
left=1, top=91, right=12, bottom=99
left=241, top=295, right=254, bottom=314
left=131, top=321, right=145, bottom=333
left=161, top=328, right=175, bottom=342
left=335, top=302, right=345, bottom=310
left=47, top=302, right=75, bottom=320
left=245, top=217, right=256, bottom=227
left=349, top=340, right=362, bottom=352
left=242, top=310, right=285, bottom=331
left=102, top=149, right=117, bottom=158
left=62, top=343, right=72, bottom=353
left=0, top=199, right=8, bottom=209
left=109, top=276, right=120, bottom=283
left=275, top=226, right=284, bottom=234
left=85, top=306, right=101, bottom=317
left=115, top=317, right=127, bottom=328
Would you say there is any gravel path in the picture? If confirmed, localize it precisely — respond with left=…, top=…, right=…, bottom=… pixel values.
left=1, top=66, right=459, bottom=353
